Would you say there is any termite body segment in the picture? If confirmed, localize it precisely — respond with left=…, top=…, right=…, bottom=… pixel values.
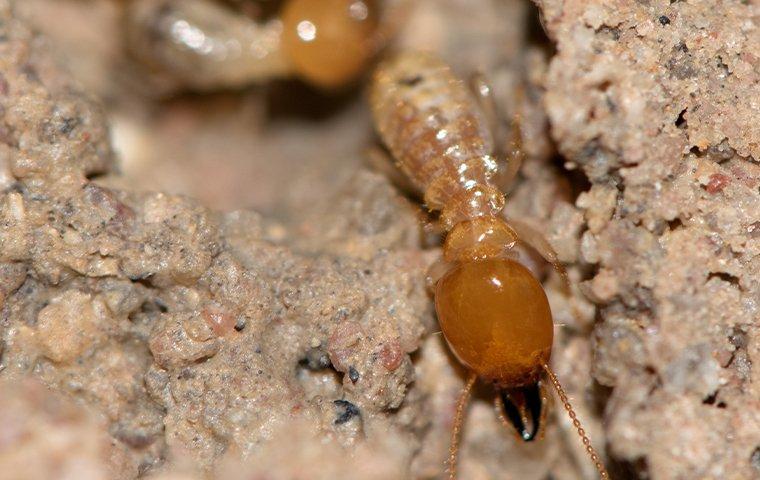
left=369, top=51, right=608, bottom=479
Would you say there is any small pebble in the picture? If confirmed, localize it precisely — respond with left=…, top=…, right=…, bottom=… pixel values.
left=333, top=399, right=360, bottom=424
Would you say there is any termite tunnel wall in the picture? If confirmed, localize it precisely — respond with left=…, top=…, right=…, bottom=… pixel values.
left=0, top=1, right=757, bottom=479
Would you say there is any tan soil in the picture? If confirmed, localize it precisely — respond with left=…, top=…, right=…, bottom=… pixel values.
left=0, top=1, right=757, bottom=479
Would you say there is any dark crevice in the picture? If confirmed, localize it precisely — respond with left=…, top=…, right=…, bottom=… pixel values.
left=398, top=75, right=422, bottom=87
left=716, top=56, right=731, bottom=77
left=667, top=218, right=683, bottom=231
left=233, top=317, right=246, bottom=331
left=597, top=26, right=621, bottom=41
left=702, top=391, right=718, bottom=405
left=607, top=455, right=649, bottom=480
left=597, top=80, right=612, bottom=92
left=702, top=391, right=727, bottom=409
left=675, top=108, right=687, bottom=128
left=751, top=447, right=760, bottom=472
left=526, top=0, right=556, bottom=54
left=128, top=298, right=167, bottom=324
left=644, top=365, right=663, bottom=395
left=707, top=271, right=741, bottom=288
left=297, top=346, right=333, bottom=371
left=590, top=381, right=614, bottom=417
left=728, top=327, right=748, bottom=350
left=84, top=169, right=110, bottom=181
left=265, top=78, right=361, bottom=122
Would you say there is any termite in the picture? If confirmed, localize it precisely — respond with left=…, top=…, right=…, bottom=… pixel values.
left=125, top=0, right=391, bottom=91
left=369, top=51, right=609, bottom=479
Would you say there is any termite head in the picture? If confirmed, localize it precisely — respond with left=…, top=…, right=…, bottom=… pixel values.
left=435, top=255, right=553, bottom=387
left=435, top=217, right=553, bottom=387
left=281, top=0, right=379, bottom=88
left=437, top=217, right=554, bottom=444
left=439, top=219, right=609, bottom=477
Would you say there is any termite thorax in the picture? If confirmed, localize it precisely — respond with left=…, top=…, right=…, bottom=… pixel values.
left=443, top=216, right=519, bottom=264
left=423, top=158, right=505, bottom=231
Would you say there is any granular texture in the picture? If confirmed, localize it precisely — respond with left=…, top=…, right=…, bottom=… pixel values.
left=0, top=0, right=604, bottom=477
left=4, top=0, right=757, bottom=479
left=537, top=0, right=760, bottom=478
left=0, top=1, right=429, bottom=476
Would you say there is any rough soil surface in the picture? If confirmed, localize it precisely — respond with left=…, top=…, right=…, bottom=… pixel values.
left=0, top=0, right=430, bottom=474
left=0, top=1, right=578, bottom=478
left=0, top=0, right=757, bottom=479
left=537, top=0, right=760, bottom=478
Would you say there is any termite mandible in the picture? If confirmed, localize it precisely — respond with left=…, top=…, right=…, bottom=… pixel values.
left=369, top=51, right=609, bottom=480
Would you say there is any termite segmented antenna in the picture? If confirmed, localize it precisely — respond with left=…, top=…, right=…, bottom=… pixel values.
left=369, top=51, right=609, bottom=479
left=543, top=363, right=609, bottom=479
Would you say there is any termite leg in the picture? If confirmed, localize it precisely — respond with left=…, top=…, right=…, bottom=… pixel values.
left=497, top=107, right=525, bottom=194
left=367, top=145, right=446, bottom=251
left=468, top=72, right=503, bottom=148
left=448, top=373, right=477, bottom=480
left=504, top=216, right=571, bottom=295
left=468, top=73, right=525, bottom=193
left=366, top=146, right=420, bottom=199
left=426, top=256, right=454, bottom=291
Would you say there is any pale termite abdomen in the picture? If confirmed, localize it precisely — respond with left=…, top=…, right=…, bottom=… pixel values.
left=369, top=52, right=504, bottom=230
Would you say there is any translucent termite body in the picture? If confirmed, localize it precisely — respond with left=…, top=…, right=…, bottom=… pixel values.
left=369, top=51, right=609, bottom=479
left=370, top=52, right=509, bottom=232
left=126, top=0, right=382, bottom=90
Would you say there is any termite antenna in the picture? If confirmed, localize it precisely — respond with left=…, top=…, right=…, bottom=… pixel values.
left=553, top=263, right=587, bottom=325
left=448, top=373, right=477, bottom=480
left=542, top=363, right=610, bottom=479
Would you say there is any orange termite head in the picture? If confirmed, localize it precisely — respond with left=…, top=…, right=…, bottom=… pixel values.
left=281, top=0, right=379, bottom=89
left=436, top=216, right=554, bottom=442
left=438, top=218, right=610, bottom=478
left=435, top=216, right=554, bottom=387
left=435, top=255, right=554, bottom=387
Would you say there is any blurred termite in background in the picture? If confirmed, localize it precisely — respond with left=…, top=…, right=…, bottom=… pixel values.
left=125, top=0, right=399, bottom=91
left=370, top=51, right=610, bottom=480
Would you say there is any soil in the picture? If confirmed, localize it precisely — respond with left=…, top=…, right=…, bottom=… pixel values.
left=0, top=1, right=757, bottom=479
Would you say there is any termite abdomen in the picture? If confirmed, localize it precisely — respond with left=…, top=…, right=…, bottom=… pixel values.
left=370, top=52, right=504, bottom=230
